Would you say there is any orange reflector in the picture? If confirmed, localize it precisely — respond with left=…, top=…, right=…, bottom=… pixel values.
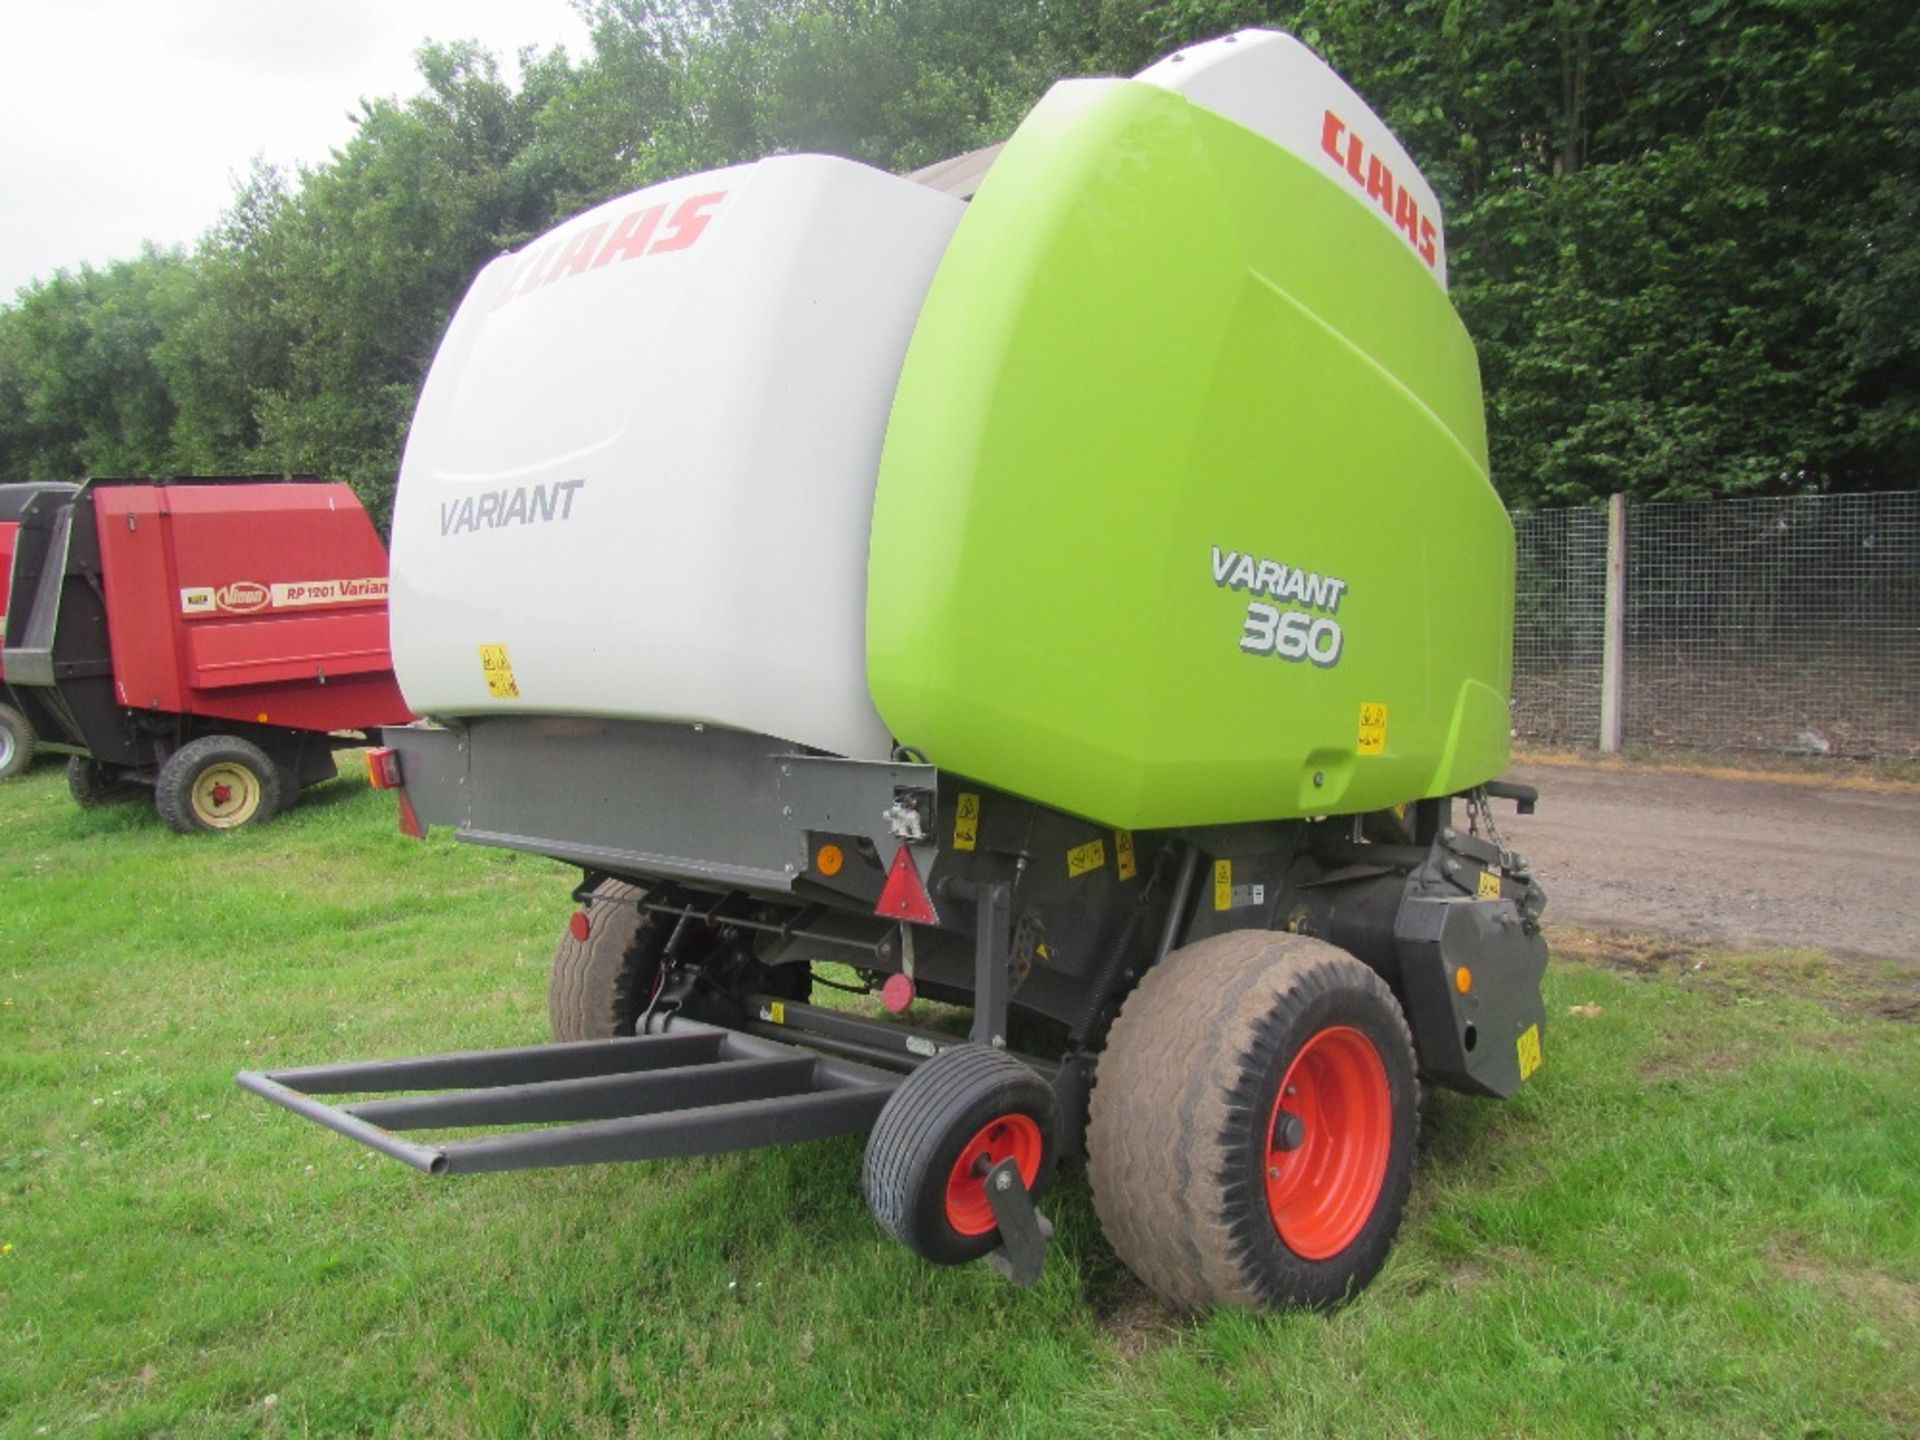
left=876, top=845, right=938, bottom=926
left=569, top=911, right=591, bottom=942
left=816, top=843, right=845, bottom=877
left=1454, top=966, right=1473, bottom=994
left=366, top=747, right=402, bottom=790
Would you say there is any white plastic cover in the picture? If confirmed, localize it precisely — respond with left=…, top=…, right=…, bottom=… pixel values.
left=1137, top=30, right=1449, bottom=288
left=389, top=156, right=965, bottom=757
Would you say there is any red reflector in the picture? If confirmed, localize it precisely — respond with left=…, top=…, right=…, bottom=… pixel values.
left=366, top=747, right=402, bottom=790
left=881, top=972, right=916, bottom=1013
left=569, top=911, right=591, bottom=942
left=876, top=846, right=938, bottom=926
left=396, top=788, right=425, bottom=840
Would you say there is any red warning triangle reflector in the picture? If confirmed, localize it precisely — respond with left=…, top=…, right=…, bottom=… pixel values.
left=876, top=845, right=938, bottom=926
left=395, top=787, right=427, bottom=840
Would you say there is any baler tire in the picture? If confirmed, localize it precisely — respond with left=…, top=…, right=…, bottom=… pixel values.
left=548, top=880, right=667, bottom=1042
left=154, top=736, right=283, bottom=833
left=0, top=703, right=35, bottom=779
left=1087, top=929, right=1419, bottom=1312
left=862, top=1045, right=1057, bottom=1267
left=67, top=756, right=146, bottom=807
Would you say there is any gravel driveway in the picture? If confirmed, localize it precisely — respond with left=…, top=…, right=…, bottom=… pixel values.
left=1499, top=761, right=1920, bottom=964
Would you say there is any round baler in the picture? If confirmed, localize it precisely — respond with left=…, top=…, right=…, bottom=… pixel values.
left=241, top=30, right=1550, bottom=1311
left=0, top=476, right=413, bottom=830
left=0, top=486, right=63, bottom=781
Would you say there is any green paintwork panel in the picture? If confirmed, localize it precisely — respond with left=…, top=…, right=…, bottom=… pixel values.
left=868, top=79, right=1514, bottom=829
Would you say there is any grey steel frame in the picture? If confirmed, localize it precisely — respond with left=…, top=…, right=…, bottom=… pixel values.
left=244, top=710, right=1547, bottom=1197
left=387, top=719, right=941, bottom=899
left=237, top=1019, right=899, bottom=1176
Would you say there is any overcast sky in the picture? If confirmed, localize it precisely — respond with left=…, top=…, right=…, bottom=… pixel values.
left=0, top=0, right=595, bottom=301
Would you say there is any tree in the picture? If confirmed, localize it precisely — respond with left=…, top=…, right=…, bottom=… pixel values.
left=0, top=250, right=190, bottom=478
left=0, top=0, right=1913, bottom=513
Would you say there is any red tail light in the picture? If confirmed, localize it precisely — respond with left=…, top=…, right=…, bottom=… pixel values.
left=876, top=845, right=939, bottom=926
left=366, top=747, right=402, bottom=790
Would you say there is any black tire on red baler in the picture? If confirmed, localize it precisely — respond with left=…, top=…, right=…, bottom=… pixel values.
left=67, top=756, right=146, bottom=806
left=0, top=703, right=35, bottom=780
left=154, top=735, right=283, bottom=833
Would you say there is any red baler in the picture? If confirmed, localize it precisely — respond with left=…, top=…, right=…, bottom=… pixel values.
left=0, top=505, right=37, bottom=778
left=0, top=477, right=412, bottom=830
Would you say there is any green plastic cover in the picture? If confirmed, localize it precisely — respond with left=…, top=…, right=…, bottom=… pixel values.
left=868, top=79, right=1514, bottom=829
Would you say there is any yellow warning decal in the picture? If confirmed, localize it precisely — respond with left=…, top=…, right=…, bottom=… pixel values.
left=1213, top=858, right=1232, bottom=911
left=479, top=644, right=520, bottom=699
left=953, top=792, right=981, bottom=852
left=1115, top=830, right=1137, bottom=881
left=763, top=1001, right=786, bottom=1026
left=1478, top=869, right=1502, bottom=900
left=1357, top=701, right=1389, bottom=755
left=1516, top=1023, right=1543, bottom=1081
left=1067, top=838, right=1106, bottom=878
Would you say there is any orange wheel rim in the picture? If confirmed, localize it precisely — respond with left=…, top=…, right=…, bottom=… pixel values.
left=944, top=1114, right=1043, bottom=1236
left=1264, top=1025, right=1392, bottom=1260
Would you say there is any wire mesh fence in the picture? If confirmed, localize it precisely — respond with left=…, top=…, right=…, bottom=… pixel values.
left=1512, top=507, right=1609, bottom=747
left=1624, top=493, right=1920, bottom=757
left=1510, top=492, right=1920, bottom=759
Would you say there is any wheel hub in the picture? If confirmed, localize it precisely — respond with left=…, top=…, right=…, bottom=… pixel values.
left=190, top=762, right=261, bottom=828
left=945, top=1114, right=1042, bottom=1237
left=1264, top=1024, right=1392, bottom=1261
left=1271, top=1110, right=1306, bottom=1152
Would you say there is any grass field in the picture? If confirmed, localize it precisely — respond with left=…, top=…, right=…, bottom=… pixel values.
left=2, top=758, right=1917, bottom=1438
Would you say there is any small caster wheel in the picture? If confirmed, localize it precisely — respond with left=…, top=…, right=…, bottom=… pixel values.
left=862, top=1045, right=1056, bottom=1266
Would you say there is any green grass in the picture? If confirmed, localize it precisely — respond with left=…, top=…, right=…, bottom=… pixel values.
left=1, top=758, right=1916, bottom=1438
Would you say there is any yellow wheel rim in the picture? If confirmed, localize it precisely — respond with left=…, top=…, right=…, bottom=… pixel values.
left=190, top=761, right=262, bottom=829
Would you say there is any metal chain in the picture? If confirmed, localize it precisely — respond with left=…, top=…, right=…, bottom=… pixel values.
left=1466, top=787, right=1506, bottom=856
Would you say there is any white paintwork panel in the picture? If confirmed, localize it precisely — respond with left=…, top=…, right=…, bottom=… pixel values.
left=1137, top=29, right=1449, bottom=288
left=389, top=156, right=965, bottom=757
